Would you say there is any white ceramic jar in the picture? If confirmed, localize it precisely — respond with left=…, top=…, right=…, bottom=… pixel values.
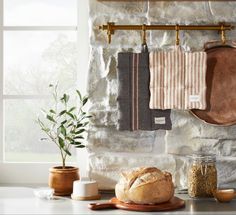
left=71, top=179, right=100, bottom=200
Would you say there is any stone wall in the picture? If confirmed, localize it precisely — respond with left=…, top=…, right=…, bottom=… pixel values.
left=87, top=0, right=236, bottom=190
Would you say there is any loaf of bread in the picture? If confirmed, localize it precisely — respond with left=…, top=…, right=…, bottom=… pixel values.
left=115, top=167, right=174, bottom=204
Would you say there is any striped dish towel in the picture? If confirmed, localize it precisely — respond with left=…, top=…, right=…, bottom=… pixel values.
left=117, top=46, right=172, bottom=131
left=149, top=47, right=207, bottom=110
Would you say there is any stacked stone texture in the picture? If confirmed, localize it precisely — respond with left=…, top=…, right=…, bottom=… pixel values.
left=88, top=0, right=236, bottom=190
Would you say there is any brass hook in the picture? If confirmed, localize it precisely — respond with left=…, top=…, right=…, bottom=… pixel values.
left=221, top=24, right=226, bottom=44
left=141, top=24, right=147, bottom=45
left=175, top=24, right=180, bottom=46
left=107, top=22, right=115, bottom=44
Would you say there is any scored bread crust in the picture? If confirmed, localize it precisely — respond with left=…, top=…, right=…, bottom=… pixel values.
left=115, top=167, right=174, bottom=204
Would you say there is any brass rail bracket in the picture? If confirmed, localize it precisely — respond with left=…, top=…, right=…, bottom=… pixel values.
left=98, top=22, right=234, bottom=44
left=99, top=22, right=115, bottom=44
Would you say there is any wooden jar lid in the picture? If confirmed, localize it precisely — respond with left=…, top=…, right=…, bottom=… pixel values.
left=71, top=193, right=101, bottom=201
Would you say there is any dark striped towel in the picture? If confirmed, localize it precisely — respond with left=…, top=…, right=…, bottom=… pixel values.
left=117, top=46, right=172, bottom=131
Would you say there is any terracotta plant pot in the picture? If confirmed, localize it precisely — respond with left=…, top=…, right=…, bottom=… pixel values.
left=49, top=166, right=79, bottom=196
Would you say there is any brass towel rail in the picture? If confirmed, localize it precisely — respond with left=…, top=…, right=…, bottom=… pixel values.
left=98, top=22, right=234, bottom=44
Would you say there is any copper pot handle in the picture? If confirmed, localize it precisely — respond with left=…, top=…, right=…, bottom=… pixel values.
left=204, top=40, right=236, bottom=50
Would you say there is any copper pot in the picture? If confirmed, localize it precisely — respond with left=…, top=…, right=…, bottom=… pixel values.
left=49, top=166, right=79, bottom=196
left=190, top=40, right=236, bottom=126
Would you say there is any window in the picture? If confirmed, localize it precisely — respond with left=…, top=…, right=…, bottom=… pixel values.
left=0, top=0, right=89, bottom=183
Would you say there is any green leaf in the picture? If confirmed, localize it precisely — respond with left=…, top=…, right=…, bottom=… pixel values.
left=46, top=115, right=56, bottom=123
left=61, top=120, right=67, bottom=125
left=64, top=94, right=69, bottom=103
left=59, top=110, right=67, bottom=116
left=42, top=128, right=50, bottom=132
left=60, top=94, right=69, bottom=103
left=70, top=141, right=81, bottom=145
left=75, top=129, right=85, bottom=134
left=58, top=137, right=65, bottom=148
left=76, top=123, right=83, bottom=128
left=82, top=97, right=88, bottom=106
left=60, top=126, right=66, bottom=136
left=67, top=122, right=74, bottom=127
left=76, top=90, right=82, bottom=101
left=49, top=109, right=56, bottom=114
left=74, top=135, right=84, bottom=139
left=81, top=115, right=92, bottom=121
left=60, top=94, right=65, bottom=102
left=68, top=107, right=76, bottom=112
left=76, top=145, right=86, bottom=148
left=83, top=122, right=89, bottom=127
left=66, top=112, right=75, bottom=119
left=66, top=137, right=74, bottom=142
left=64, top=149, right=72, bottom=156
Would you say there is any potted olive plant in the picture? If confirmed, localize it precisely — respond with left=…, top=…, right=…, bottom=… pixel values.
left=37, top=84, right=91, bottom=196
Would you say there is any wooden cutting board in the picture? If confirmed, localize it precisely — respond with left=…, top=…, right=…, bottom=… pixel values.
left=88, top=196, right=185, bottom=212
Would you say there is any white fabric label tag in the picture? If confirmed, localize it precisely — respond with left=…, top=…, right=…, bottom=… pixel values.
left=154, top=117, right=166, bottom=125
left=189, top=95, right=200, bottom=102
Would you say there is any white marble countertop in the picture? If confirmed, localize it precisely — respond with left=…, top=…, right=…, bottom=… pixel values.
left=0, top=186, right=236, bottom=214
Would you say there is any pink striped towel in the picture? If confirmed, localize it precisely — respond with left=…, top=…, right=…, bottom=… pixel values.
left=149, top=47, right=207, bottom=110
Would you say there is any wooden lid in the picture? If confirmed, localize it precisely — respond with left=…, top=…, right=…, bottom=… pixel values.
left=71, top=194, right=101, bottom=201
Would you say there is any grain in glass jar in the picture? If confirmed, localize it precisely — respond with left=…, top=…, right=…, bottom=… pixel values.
left=187, top=153, right=217, bottom=198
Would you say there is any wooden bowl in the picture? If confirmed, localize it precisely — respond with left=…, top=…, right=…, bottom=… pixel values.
left=214, top=189, right=236, bottom=203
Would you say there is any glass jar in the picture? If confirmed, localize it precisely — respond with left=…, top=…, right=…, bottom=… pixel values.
left=187, top=153, right=217, bottom=198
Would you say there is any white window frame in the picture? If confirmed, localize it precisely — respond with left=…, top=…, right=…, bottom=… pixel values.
left=0, top=0, right=89, bottom=184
